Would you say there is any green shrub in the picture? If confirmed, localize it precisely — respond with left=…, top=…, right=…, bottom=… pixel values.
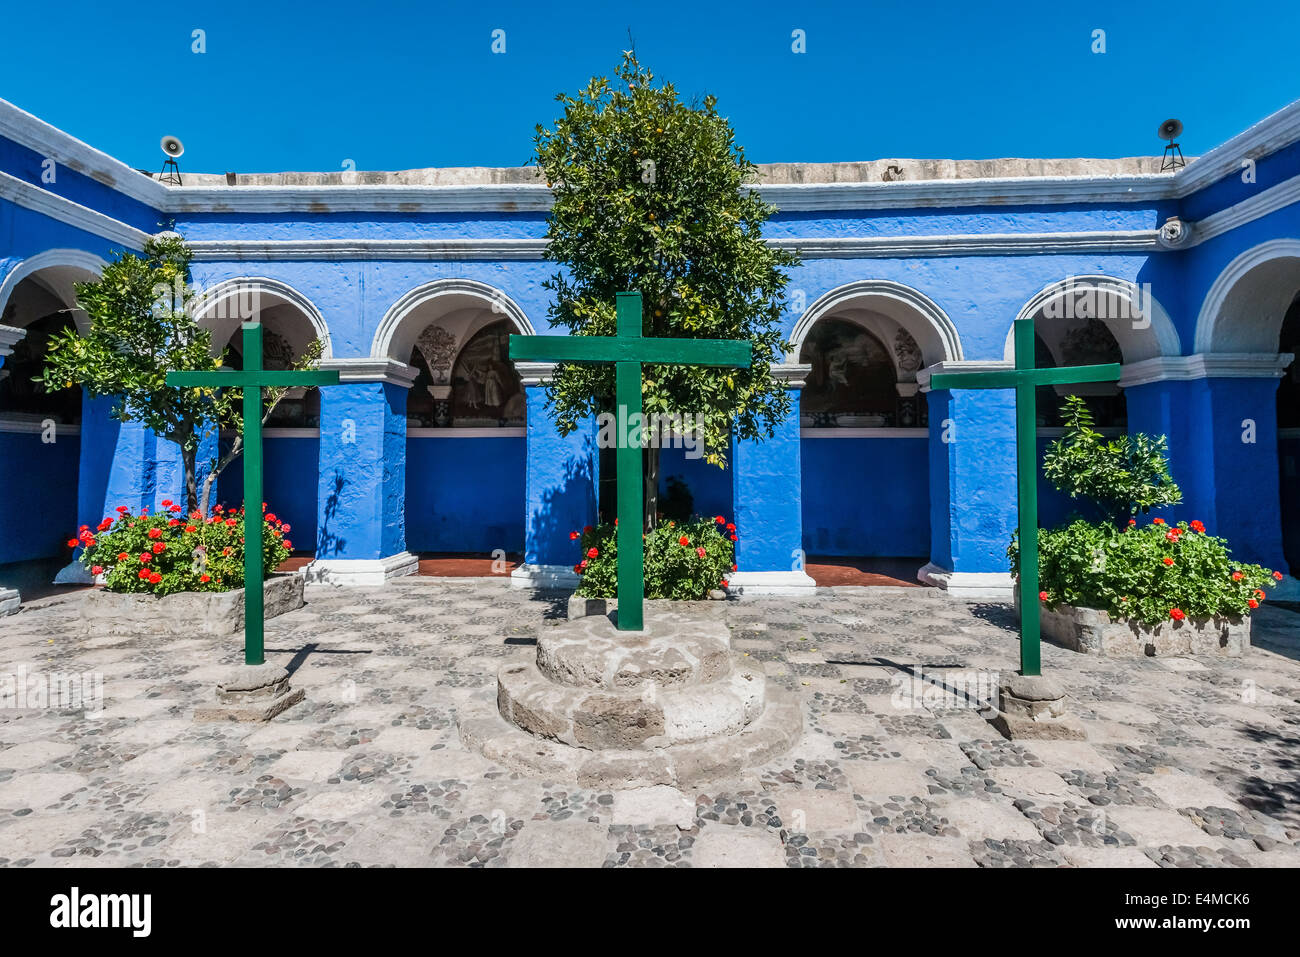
left=1010, top=517, right=1279, bottom=627
left=1042, top=395, right=1182, bottom=524
left=573, top=515, right=736, bottom=600
left=71, top=500, right=291, bottom=596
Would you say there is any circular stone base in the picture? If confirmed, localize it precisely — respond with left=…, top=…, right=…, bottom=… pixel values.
left=457, top=681, right=803, bottom=789
left=535, top=611, right=733, bottom=690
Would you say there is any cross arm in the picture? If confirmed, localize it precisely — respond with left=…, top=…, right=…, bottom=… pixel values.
left=509, top=334, right=752, bottom=369
left=166, top=370, right=343, bottom=388
left=928, top=362, right=1120, bottom=391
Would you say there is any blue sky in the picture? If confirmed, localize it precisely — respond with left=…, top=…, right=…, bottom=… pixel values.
left=0, top=1, right=1293, bottom=173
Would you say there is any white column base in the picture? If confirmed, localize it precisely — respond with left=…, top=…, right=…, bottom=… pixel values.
left=304, top=551, right=419, bottom=586
left=918, top=562, right=1014, bottom=600
left=509, top=564, right=579, bottom=590
left=0, top=588, right=19, bottom=616
left=727, top=570, right=818, bottom=596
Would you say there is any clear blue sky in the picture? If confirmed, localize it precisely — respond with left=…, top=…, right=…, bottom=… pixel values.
left=1, top=0, right=1293, bottom=173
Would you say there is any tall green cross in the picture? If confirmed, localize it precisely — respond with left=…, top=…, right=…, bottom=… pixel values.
left=166, top=321, right=341, bottom=666
left=928, top=318, right=1120, bottom=676
left=509, top=290, right=752, bottom=632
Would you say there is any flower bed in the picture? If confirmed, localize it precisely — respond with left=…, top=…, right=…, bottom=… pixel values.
left=1012, top=518, right=1278, bottom=657
left=572, top=515, right=736, bottom=601
left=78, top=572, right=304, bottom=638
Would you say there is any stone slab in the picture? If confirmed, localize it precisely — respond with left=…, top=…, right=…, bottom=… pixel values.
left=78, top=572, right=304, bottom=638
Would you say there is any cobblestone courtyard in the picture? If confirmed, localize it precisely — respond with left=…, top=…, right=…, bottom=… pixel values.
left=1, top=580, right=1298, bottom=868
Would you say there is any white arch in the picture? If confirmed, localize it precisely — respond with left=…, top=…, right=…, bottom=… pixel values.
left=789, top=279, right=963, bottom=365
left=190, top=276, right=333, bottom=358
left=0, top=248, right=108, bottom=334
left=1008, top=275, right=1180, bottom=363
left=1194, top=239, right=1300, bottom=353
left=372, top=278, right=536, bottom=362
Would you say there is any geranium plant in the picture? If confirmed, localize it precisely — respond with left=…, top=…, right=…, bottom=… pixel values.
left=1012, top=518, right=1279, bottom=627
left=68, top=500, right=291, bottom=596
left=572, top=514, right=736, bottom=601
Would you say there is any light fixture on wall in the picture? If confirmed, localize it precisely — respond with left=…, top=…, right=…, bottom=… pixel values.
left=1158, top=119, right=1185, bottom=171
left=159, top=135, right=185, bottom=185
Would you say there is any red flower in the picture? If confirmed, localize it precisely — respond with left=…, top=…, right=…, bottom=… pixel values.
left=185, top=525, right=197, bottom=533
left=1127, top=519, right=1136, bottom=526
left=265, top=513, right=277, bottom=523
left=1038, top=591, right=1048, bottom=601
left=139, top=553, right=151, bottom=564
left=587, top=547, right=598, bottom=559
left=152, top=542, right=166, bottom=554
left=200, top=574, right=211, bottom=583
left=1232, top=571, right=1243, bottom=581
left=679, top=536, right=690, bottom=546
left=281, top=524, right=290, bottom=533
left=1170, top=608, right=1186, bottom=621
left=696, top=546, right=706, bottom=558
left=115, top=505, right=129, bottom=513
left=283, top=540, right=292, bottom=549
left=720, top=579, right=729, bottom=587
left=1162, top=557, right=1174, bottom=566
left=1190, top=520, right=1206, bottom=533
left=222, top=547, right=232, bottom=556
left=161, top=499, right=172, bottom=508
left=569, top=531, right=579, bottom=540
left=1248, top=598, right=1259, bottom=609
left=1152, top=517, right=1165, bottom=525
left=731, top=563, right=737, bottom=572
left=725, top=523, right=736, bottom=532
left=1165, top=532, right=1178, bottom=542
left=91, top=565, right=103, bottom=575
left=729, top=534, right=738, bottom=542
left=138, top=569, right=150, bottom=580
left=66, top=538, right=78, bottom=549
left=1273, top=571, right=1284, bottom=581
left=226, top=519, right=237, bottom=527
left=579, top=559, right=588, bottom=570
left=169, top=504, right=182, bottom=513
left=97, top=518, right=113, bottom=531
left=714, top=515, right=725, bottom=524
left=147, top=528, right=163, bottom=540
left=573, top=563, right=583, bottom=574
left=148, top=572, right=161, bottom=584
left=117, top=552, right=129, bottom=561
left=1255, top=589, right=1266, bottom=600
left=168, top=518, right=181, bottom=527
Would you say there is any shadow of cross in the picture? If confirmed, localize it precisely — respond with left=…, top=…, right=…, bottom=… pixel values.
left=928, top=317, right=1119, bottom=677
left=167, top=320, right=342, bottom=667
left=509, top=290, right=752, bottom=632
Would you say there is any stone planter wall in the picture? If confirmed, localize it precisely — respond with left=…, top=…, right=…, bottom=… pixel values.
left=78, top=572, right=305, bottom=638
left=1016, top=588, right=1249, bottom=657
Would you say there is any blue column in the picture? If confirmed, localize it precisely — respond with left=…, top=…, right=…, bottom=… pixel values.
left=730, top=380, right=814, bottom=592
left=925, top=386, right=1017, bottom=588
left=315, top=382, right=411, bottom=564
left=519, top=379, right=597, bottom=578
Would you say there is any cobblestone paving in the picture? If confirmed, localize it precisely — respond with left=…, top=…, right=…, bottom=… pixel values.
left=2, top=580, right=1299, bottom=868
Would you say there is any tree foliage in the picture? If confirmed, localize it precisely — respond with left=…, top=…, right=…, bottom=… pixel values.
left=1042, top=395, right=1183, bottom=524
left=533, top=51, right=798, bottom=472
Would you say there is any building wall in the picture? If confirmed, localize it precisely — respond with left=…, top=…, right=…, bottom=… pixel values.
left=405, top=434, right=525, bottom=553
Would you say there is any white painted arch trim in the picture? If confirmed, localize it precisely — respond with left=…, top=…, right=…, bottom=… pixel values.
left=788, top=279, right=964, bottom=363
left=1194, top=238, right=1300, bottom=354
left=0, top=248, right=108, bottom=334
left=189, top=276, right=334, bottom=359
left=372, top=277, right=536, bottom=362
left=1009, top=275, right=1181, bottom=364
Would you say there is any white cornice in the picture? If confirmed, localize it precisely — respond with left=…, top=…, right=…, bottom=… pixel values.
left=754, top=175, right=1175, bottom=211
left=318, top=357, right=419, bottom=388
left=0, top=99, right=167, bottom=207
left=0, top=324, right=25, bottom=356
left=781, top=230, right=1162, bottom=258
left=1175, top=99, right=1300, bottom=195
left=188, top=237, right=549, bottom=261
left=1118, top=353, right=1296, bottom=388
left=408, top=427, right=526, bottom=438
left=801, top=427, right=928, bottom=438
left=771, top=363, right=811, bottom=389
left=1188, top=170, right=1300, bottom=246
left=167, top=184, right=555, bottom=214
left=513, top=361, right=556, bottom=387
left=0, top=170, right=151, bottom=249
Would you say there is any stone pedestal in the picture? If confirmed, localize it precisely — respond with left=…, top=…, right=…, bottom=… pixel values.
left=194, top=663, right=305, bottom=722
left=0, top=588, right=19, bottom=617
left=987, top=674, right=1086, bottom=741
left=458, top=610, right=801, bottom=788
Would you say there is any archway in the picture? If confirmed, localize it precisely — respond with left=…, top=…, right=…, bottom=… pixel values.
left=194, top=279, right=330, bottom=560
left=792, top=280, right=956, bottom=579
left=0, top=253, right=103, bottom=593
left=377, top=280, right=529, bottom=566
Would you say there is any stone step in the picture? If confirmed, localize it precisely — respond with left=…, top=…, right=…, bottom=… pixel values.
left=498, top=653, right=765, bottom=750
left=457, top=680, right=804, bottom=790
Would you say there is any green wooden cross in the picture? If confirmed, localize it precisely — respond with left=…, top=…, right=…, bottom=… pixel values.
left=928, top=318, right=1120, bottom=677
left=166, top=321, right=341, bottom=666
left=509, top=291, right=752, bottom=632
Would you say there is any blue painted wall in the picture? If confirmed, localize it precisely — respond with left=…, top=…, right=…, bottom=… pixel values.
left=406, top=436, right=525, bottom=552
left=217, top=435, right=320, bottom=548
left=656, top=445, right=734, bottom=524
left=801, top=436, right=929, bottom=556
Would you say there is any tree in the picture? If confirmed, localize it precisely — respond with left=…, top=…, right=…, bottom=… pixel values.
left=1042, top=395, right=1183, bottom=525
left=533, top=50, right=798, bottom=529
left=40, top=233, right=318, bottom=517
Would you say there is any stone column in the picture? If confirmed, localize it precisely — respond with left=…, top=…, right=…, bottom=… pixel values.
left=728, top=363, right=816, bottom=595
left=918, top=361, right=1017, bottom=599
left=306, top=358, right=419, bottom=585
left=0, top=325, right=20, bottom=612
left=510, top=361, right=598, bottom=589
